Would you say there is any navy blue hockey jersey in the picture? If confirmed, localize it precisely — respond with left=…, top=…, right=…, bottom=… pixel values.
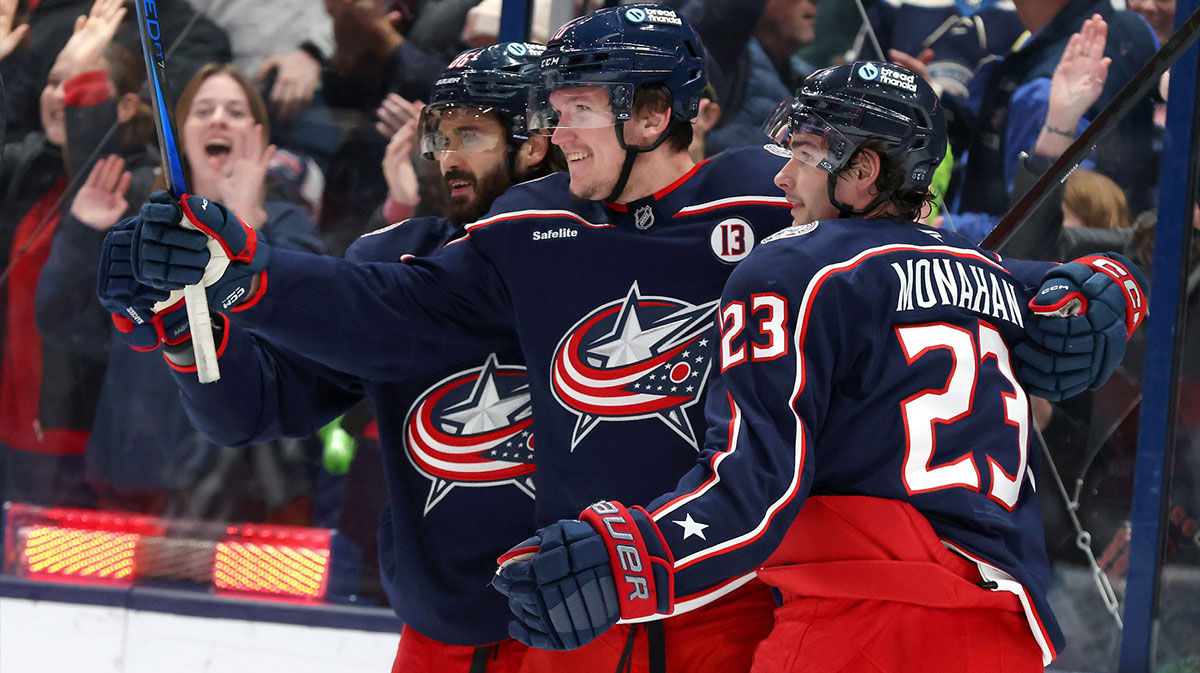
left=229, top=145, right=793, bottom=610
left=638, top=218, right=1065, bottom=662
left=172, top=216, right=537, bottom=646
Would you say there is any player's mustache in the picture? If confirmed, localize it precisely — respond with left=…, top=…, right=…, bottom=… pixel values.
left=443, top=169, right=476, bottom=186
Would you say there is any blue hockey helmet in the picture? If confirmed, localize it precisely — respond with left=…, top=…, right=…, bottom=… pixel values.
left=419, top=42, right=546, bottom=160
left=530, top=4, right=707, bottom=132
left=763, top=60, right=947, bottom=192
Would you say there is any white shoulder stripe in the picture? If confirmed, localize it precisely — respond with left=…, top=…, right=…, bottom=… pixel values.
left=675, top=196, right=791, bottom=217
left=466, top=209, right=611, bottom=230
left=359, top=218, right=412, bottom=239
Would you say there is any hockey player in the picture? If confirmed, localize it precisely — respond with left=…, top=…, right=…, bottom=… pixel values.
left=97, top=42, right=572, bottom=673
left=106, top=5, right=795, bottom=672
left=491, top=61, right=1149, bottom=671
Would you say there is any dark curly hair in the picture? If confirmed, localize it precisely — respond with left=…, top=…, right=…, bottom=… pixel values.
left=848, top=140, right=938, bottom=221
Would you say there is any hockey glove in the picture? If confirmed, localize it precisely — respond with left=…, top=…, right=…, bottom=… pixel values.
left=492, top=501, right=674, bottom=650
left=98, top=217, right=189, bottom=350
left=131, top=190, right=270, bottom=312
left=1015, top=252, right=1148, bottom=400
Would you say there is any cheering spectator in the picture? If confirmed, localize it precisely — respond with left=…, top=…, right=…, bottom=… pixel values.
left=36, top=62, right=325, bottom=519
left=8, top=0, right=229, bottom=138
left=1, top=0, right=149, bottom=513
left=951, top=0, right=1158, bottom=235
left=1003, top=15, right=1134, bottom=262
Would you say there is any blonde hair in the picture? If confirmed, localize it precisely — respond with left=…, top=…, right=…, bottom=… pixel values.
left=1062, top=168, right=1131, bottom=230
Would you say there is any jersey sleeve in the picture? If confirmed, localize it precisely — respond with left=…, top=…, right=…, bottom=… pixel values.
left=643, top=242, right=855, bottom=606
left=171, top=317, right=365, bottom=447
left=233, top=234, right=517, bottom=381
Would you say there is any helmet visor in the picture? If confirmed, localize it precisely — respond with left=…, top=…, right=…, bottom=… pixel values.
left=762, top=98, right=856, bottom=174
left=418, top=104, right=506, bottom=160
left=528, top=83, right=633, bottom=132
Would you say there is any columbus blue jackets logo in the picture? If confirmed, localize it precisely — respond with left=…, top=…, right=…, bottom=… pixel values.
left=552, top=282, right=718, bottom=451
left=405, top=353, right=536, bottom=514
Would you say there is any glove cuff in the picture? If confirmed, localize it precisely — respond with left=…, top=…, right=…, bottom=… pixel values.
left=579, top=500, right=675, bottom=620
left=163, top=312, right=230, bottom=372
left=111, top=313, right=162, bottom=351
left=1075, top=254, right=1148, bottom=338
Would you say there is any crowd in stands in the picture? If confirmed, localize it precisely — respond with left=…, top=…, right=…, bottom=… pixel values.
left=1, top=0, right=1197, bottom=668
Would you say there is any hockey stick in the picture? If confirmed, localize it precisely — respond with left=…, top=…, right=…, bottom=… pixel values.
left=133, top=0, right=220, bottom=383
left=981, top=5, right=1200, bottom=251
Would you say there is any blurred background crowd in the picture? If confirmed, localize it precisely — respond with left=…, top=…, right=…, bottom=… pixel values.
left=1, top=1, right=1198, bottom=670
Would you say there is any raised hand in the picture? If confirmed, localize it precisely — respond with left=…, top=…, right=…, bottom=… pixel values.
left=1036, top=14, right=1110, bottom=158
left=0, top=0, right=30, bottom=61
left=887, top=48, right=934, bottom=88
left=382, top=118, right=419, bottom=208
left=71, top=154, right=132, bottom=231
left=329, top=0, right=403, bottom=65
left=257, top=49, right=321, bottom=120
left=216, top=123, right=274, bottom=230
left=56, top=0, right=126, bottom=78
left=376, top=93, right=422, bottom=139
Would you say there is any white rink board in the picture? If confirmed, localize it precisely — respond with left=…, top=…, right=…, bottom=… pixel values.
left=0, top=596, right=397, bottom=673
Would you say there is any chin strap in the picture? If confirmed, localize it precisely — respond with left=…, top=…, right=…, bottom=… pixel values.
left=604, top=121, right=678, bottom=203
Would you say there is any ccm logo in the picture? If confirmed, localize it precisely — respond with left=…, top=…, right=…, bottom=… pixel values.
left=1041, top=284, right=1071, bottom=295
left=589, top=502, right=650, bottom=601
left=222, top=286, right=246, bottom=309
left=1091, top=257, right=1145, bottom=311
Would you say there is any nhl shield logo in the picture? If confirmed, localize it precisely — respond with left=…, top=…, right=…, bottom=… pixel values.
left=404, top=353, right=536, bottom=514
left=551, top=282, right=718, bottom=451
left=634, top=205, right=655, bottom=230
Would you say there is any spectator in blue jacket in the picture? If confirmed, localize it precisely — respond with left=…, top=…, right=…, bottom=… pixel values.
left=948, top=0, right=1159, bottom=241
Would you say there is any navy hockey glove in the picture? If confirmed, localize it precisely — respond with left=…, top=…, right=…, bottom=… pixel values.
left=492, top=501, right=674, bottom=650
left=98, top=217, right=189, bottom=350
left=131, top=191, right=270, bottom=312
left=1015, top=252, right=1148, bottom=400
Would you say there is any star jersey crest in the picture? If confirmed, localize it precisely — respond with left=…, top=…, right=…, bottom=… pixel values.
left=551, top=282, right=718, bottom=451
left=404, top=353, right=536, bottom=514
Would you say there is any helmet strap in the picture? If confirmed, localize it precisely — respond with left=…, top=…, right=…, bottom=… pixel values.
left=826, top=154, right=892, bottom=219
left=604, top=120, right=677, bottom=203
left=827, top=173, right=863, bottom=219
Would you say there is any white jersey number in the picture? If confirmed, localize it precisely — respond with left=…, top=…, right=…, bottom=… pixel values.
left=720, top=294, right=789, bottom=371
left=894, top=321, right=1030, bottom=510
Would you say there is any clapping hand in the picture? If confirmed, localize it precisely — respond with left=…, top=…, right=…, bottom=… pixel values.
left=57, top=0, right=126, bottom=78
left=0, top=0, right=29, bottom=61
left=257, top=49, right=321, bottom=120
left=376, top=92, right=422, bottom=139
left=71, top=154, right=133, bottom=231
left=382, top=117, right=419, bottom=207
left=1048, top=14, right=1110, bottom=128
left=215, top=123, right=274, bottom=231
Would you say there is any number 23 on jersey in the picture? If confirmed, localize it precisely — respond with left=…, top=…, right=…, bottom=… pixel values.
left=719, top=301, right=1029, bottom=511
